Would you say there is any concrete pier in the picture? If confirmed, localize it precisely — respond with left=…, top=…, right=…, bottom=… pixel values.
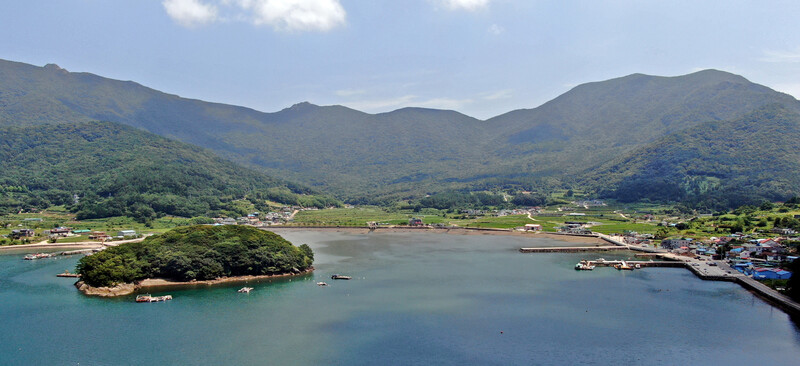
left=519, top=246, right=628, bottom=253
left=522, top=231, right=800, bottom=317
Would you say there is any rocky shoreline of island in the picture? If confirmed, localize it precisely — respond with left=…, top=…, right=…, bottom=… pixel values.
left=75, top=267, right=314, bottom=297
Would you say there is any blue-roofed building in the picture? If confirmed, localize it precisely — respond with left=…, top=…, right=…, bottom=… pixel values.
left=752, top=268, right=792, bottom=280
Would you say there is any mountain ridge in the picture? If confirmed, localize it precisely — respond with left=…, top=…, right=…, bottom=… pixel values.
left=2, top=58, right=799, bottom=205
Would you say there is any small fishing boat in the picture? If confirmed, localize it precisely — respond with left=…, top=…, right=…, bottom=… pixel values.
left=316, top=282, right=328, bottom=286
left=238, top=287, right=254, bottom=293
left=136, top=294, right=173, bottom=302
left=574, top=262, right=595, bottom=270
left=615, top=260, right=633, bottom=270
left=331, top=274, right=352, bottom=280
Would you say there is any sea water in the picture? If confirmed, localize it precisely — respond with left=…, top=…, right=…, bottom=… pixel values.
left=1, top=231, right=799, bottom=365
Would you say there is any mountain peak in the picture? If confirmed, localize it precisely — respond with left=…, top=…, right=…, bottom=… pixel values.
left=288, top=101, right=318, bottom=110
left=43, top=63, right=66, bottom=73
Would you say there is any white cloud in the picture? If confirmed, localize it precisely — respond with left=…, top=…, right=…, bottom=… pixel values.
left=440, top=0, right=491, bottom=11
left=487, top=24, right=504, bottom=35
left=481, top=89, right=512, bottom=100
left=163, top=0, right=346, bottom=32
left=237, top=0, right=346, bottom=32
left=760, top=48, right=800, bottom=64
left=163, top=0, right=218, bottom=27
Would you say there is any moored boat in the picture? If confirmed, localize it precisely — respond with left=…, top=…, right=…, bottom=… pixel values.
left=136, top=294, right=173, bottom=302
left=24, top=253, right=52, bottom=260
left=238, top=287, right=254, bottom=293
left=574, top=260, right=595, bottom=270
left=331, top=274, right=352, bottom=280
left=615, top=260, right=633, bottom=270
left=316, top=282, right=328, bottom=286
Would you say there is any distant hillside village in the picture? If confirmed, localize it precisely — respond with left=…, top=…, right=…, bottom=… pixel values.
left=211, top=206, right=309, bottom=227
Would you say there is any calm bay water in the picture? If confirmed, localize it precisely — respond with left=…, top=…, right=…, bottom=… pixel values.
left=2, top=230, right=800, bottom=365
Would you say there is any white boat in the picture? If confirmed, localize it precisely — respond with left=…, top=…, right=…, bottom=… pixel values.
left=238, top=287, right=254, bottom=293
left=316, top=282, right=328, bottom=286
left=615, top=260, right=633, bottom=270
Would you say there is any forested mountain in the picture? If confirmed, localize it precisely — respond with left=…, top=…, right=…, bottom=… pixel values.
left=2, top=58, right=799, bottom=206
left=0, top=121, right=339, bottom=219
left=584, top=104, right=800, bottom=209
left=483, top=70, right=800, bottom=178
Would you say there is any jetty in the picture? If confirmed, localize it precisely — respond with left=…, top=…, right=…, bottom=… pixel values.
left=522, top=231, right=800, bottom=317
left=520, top=246, right=628, bottom=253
left=56, top=270, right=81, bottom=278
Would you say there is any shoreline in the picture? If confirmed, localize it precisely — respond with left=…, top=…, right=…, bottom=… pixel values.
left=0, top=242, right=104, bottom=251
left=266, top=226, right=609, bottom=245
left=0, top=236, right=148, bottom=252
left=76, top=267, right=315, bottom=297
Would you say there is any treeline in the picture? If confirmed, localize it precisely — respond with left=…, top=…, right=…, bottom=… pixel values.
left=411, top=190, right=548, bottom=210
left=0, top=122, right=340, bottom=219
left=77, top=225, right=314, bottom=287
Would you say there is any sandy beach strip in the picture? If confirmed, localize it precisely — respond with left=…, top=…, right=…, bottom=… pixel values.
left=138, top=268, right=314, bottom=289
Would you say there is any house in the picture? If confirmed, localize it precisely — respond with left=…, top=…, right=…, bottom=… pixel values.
left=752, top=268, right=792, bottom=280
left=771, top=228, right=797, bottom=235
left=118, top=230, right=137, bottom=238
left=89, top=231, right=111, bottom=241
left=524, top=224, right=542, bottom=231
left=48, top=227, right=72, bottom=237
left=9, top=229, right=35, bottom=239
left=661, top=238, right=693, bottom=250
left=409, top=218, right=424, bottom=227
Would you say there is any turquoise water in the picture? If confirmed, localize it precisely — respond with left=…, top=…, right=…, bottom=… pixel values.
left=2, top=230, right=800, bottom=365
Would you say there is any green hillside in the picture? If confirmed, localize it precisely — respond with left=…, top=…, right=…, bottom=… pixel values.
left=484, top=70, right=800, bottom=178
left=0, top=121, right=339, bottom=219
left=585, top=104, right=800, bottom=209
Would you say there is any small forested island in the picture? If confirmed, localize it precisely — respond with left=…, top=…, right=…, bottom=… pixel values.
left=75, top=225, right=314, bottom=296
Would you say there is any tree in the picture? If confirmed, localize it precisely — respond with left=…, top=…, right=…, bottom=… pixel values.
left=655, top=226, right=670, bottom=239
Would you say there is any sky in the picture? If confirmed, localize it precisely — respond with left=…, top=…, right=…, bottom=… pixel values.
left=2, top=0, right=800, bottom=119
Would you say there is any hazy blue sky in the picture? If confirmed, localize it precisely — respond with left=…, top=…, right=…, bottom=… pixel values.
left=2, top=0, right=800, bottom=119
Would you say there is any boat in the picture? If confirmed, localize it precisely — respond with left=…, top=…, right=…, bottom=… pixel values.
left=574, top=261, right=595, bottom=270
left=615, top=260, right=633, bottom=270
left=331, top=274, right=352, bottom=280
left=316, top=282, right=328, bottom=286
left=238, top=287, right=254, bottom=293
left=136, top=294, right=173, bottom=302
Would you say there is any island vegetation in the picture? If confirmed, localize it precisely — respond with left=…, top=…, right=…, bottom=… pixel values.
left=76, top=225, right=313, bottom=288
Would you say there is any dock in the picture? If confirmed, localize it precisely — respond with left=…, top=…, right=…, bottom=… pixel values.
left=56, top=271, right=81, bottom=278
left=519, top=246, right=628, bottom=253
left=577, top=259, right=684, bottom=268
left=521, top=231, right=800, bottom=318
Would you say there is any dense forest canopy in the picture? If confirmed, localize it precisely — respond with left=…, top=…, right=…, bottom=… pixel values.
left=0, top=121, right=340, bottom=219
left=77, top=225, right=314, bottom=287
left=585, top=104, right=800, bottom=209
